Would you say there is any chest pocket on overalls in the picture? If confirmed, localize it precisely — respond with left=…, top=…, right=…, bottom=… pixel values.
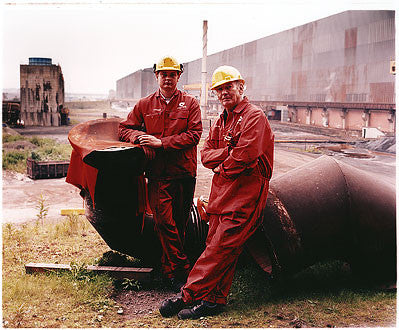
left=144, top=112, right=163, bottom=135
left=169, top=110, right=189, bottom=132
left=227, top=116, right=243, bottom=148
left=209, top=125, right=223, bottom=147
left=228, top=131, right=241, bottom=148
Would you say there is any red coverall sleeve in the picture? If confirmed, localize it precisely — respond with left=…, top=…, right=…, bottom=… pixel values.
left=219, top=111, right=270, bottom=179
left=118, top=101, right=145, bottom=143
left=201, top=127, right=230, bottom=170
left=161, top=98, right=202, bottom=150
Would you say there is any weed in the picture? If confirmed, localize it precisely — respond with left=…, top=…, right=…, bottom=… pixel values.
left=35, top=194, right=49, bottom=225
left=69, top=261, right=93, bottom=282
left=4, top=223, right=13, bottom=238
left=52, top=213, right=89, bottom=238
left=120, top=278, right=142, bottom=291
left=66, top=212, right=80, bottom=233
left=97, top=250, right=140, bottom=267
left=12, top=303, right=26, bottom=327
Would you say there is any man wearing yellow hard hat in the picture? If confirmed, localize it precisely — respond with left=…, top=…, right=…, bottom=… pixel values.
left=119, top=56, right=202, bottom=292
left=160, top=65, right=274, bottom=319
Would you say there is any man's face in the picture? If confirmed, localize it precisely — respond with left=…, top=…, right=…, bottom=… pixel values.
left=214, top=81, right=243, bottom=111
left=156, top=70, right=180, bottom=93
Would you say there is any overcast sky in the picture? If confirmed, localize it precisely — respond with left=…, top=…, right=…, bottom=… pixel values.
left=1, top=0, right=397, bottom=94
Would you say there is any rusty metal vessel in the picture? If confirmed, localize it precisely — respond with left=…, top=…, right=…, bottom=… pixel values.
left=67, top=118, right=396, bottom=283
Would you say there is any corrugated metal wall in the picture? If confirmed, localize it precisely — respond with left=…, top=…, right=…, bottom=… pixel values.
left=116, top=10, right=395, bottom=105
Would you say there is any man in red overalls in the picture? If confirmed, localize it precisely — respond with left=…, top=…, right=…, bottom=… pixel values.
left=119, top=56, right=202, bottom=292
left=159, top=65, right=274, bottom=319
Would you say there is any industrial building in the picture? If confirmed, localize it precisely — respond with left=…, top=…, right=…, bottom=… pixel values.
left=20, top=57, right=65, bottom=126
left=116, top=10, right=396, bottom=134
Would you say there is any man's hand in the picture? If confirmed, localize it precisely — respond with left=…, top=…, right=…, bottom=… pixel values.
left=212, top=166, right=221, bottom=174
left=137, top=134, right=162, bottom=148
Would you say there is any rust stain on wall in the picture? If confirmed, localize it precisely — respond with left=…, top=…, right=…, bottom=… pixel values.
left=370, top=82, right=395, bottom=103
left=345, top=27, right=358, bottom=48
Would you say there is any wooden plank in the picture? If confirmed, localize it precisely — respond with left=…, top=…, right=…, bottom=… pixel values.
left=25, top=262, right=153, bottom=282
left=60, top=209, right=85, bottom=216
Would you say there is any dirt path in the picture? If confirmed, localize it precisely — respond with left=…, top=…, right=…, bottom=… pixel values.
left=2, top=171, right=84, bottom=224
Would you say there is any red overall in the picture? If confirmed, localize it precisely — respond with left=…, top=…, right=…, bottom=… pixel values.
left=182, top=97, right=274, bottom=305
left=119, top=89, right=202, bottom=279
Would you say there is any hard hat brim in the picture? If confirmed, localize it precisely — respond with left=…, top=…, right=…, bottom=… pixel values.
left=155, top=67, right=182, bottom=72
left=210, top=78, right=245, bottom=90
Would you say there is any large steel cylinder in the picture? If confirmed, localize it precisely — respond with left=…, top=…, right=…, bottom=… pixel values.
left=250, top=156, right=396, bottom=283
left=84, top=176, right=208, bottom=267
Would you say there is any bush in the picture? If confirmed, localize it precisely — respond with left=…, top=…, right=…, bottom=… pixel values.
left=3, top=151, right=26, bottom=165
left=2, top=134, right=26, bottom=143
left=29, top=136, right=56, bottom=148
left=28, top=144, right=72, bottom=161
left=2, top=150, right=29, bottom=172
left=2, top=135, right=72, bottom=172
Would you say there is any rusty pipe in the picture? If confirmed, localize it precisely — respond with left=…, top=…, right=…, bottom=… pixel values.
left=248, top=156, right=396, bottom=283
left=83, top=180, right=208, bottom=267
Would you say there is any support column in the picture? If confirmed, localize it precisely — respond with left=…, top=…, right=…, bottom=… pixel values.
left=290, top=106, right=298, bottom=123
left=388, top=109, right=395, bottom=133
left=305, top=106, right=312, bottom=125
left=200, top=20, right=208, bottom=120
left=340, top=108, right=348, bottom=129
left=321, top=107, right=329, bottom=127
left=362, top=110, right=370, bottom=127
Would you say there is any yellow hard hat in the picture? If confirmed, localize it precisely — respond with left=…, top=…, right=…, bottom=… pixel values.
left=153, top=56, right=183, bottom=73
left=210, top=65, right=245, bottom=90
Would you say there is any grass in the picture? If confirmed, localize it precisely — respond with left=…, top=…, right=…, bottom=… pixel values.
left=222, top=260, right=396, bottom=328
left=2, top=216, right=114, bottom=328
left=2, top=134, right=72, bottom=172
left=143, top=259, right=396, bottom=328
left=2, top=216, right=396, bottom=328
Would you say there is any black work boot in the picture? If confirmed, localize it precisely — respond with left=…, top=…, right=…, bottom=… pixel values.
left=170, top=277, right=186, bottom=293
left=168, top=271, right=188, bottom=293
left=177, top=300, right=223, bottom=320
left=159, top=293, right=186, bottom=317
